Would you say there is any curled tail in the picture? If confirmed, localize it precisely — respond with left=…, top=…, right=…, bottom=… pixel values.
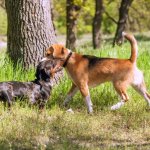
left=122, top=32, right=138, bottom=63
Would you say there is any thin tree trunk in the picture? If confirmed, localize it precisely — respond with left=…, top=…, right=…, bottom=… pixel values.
left=113, top=0, right=133, bottom=46
left=5, top=0, right=57, bottom=69
left=66, top=0, right=81, bottom=51
left=50, top=0, right=56, bottom=33
left=92, top=0, right=103, bottom=49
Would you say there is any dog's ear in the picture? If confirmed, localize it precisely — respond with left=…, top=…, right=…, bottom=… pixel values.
left=46, top=46, right=54, bottom=56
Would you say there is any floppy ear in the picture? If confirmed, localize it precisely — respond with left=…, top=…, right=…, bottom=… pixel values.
left=46, top=46, right=54, bottom=56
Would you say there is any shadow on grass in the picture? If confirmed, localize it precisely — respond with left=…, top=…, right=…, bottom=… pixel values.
left=0, top=103, right=149, bottom=150
left=0, top=136, right=149, bottom=150
left=47, top=136, right=150, bottom=150
left=0, top=119, right=149, bottom=150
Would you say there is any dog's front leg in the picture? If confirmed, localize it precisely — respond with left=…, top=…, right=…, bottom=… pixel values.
left=39, top=99, right=47, bottom=110
left=3, top=91, right=13, bottom=108
left=79, top=83, right=93, bottom=113
left=63, top=83, right=78, bottom=106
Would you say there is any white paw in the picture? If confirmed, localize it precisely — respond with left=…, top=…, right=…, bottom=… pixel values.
left=66, top=108, right=74, bottom=114
left=88, top=107, right=93, bottom=114
left=111, top=101, right=125, bottom=110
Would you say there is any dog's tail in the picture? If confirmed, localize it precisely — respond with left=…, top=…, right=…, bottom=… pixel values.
left=122, top=32, right=138, bottom=64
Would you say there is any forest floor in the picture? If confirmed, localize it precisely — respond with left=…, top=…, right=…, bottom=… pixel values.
left=0, top=35, right=150, bottom=149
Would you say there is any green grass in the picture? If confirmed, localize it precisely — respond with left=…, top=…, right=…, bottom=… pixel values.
left=0, top=40, right=150, bottom=149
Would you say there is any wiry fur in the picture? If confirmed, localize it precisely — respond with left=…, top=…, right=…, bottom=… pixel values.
left=0, top=58, right=61, bottom=109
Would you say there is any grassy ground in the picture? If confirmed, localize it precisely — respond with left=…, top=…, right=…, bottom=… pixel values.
left=0, top=38, right=150, bottom=149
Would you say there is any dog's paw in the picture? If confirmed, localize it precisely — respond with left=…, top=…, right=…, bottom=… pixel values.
left=66, top=108, right=74, bottom=114
left=111, top=101, right=125, bottom=110
left=111, top=105, right=118, bottom=110
left=87, top=107, right=93, bottom=114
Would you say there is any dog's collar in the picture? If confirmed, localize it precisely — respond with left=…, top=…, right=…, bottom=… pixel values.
left=63, top=51, right=72, bottom=67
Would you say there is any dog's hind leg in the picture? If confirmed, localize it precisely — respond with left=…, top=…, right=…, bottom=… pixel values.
left=111, top=82, right=129, bottom=110
left=2, top=91, right=13, bottom=108
left=63, top=83, right=78, bottom=106
left=132, top=81, right=150, bottom=107
left=132, top=68, right=150, bottom=107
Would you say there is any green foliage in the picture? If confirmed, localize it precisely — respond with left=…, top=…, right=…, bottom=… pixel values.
left=1, top=0, right=150, bottom=36
left=53, top=0, right=150, bottom=35
left=0, top=53, right=35, bottom=82
left=102, top=0, right=119, bottom=33
left=0, top=37, right=150, bottom=149
left=128, top=0, right=150, bottom=32
left=53, top=0, right=119, bottom=34
left=77, top=0, right=94, bottom=35
left=73, top=0, right=85, bottom=6
left=53, top=0, right=95, bottom=35
left=53, top=0, right=66, bottom=34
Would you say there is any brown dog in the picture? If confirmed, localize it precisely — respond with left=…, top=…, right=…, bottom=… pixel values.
left=46, top=32, right=150, bottom=113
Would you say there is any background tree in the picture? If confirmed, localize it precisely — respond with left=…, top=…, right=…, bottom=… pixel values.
left=66, top=0, right=80, bottom=50
left=113, top=0, right=133, bottom=46
left=66, top=0, right=86, bottom=51
left=128, top=0, right=150, bottom=32
left=2, top=0, right=150, bottom=50
left=5, top=0, right=56, bottom=69
left=5, top=0, right=63, bottom=84
left=50, top=0, right=56, bottom=33
left=92, top=0, right=103, bottom=49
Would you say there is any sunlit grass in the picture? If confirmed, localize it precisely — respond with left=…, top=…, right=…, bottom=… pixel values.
left=0, top=40, right=150, bottom=149
left=0, top=53, right=35, bottom=82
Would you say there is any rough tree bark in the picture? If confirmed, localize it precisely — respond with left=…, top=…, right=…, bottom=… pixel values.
left=92, top=0, right=103, bottom=49
left=5, top=0, right=56, bottom=69
left=50, top=0, right=56, bottom=32
left=113, top=0, right=133, bottom=46
left=5, top=0, right=63, bottom=85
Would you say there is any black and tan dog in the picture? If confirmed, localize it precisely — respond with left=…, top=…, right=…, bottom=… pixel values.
left=0, top=58, right=62, bottom=109
left=46, top=32, right=150, bottom=113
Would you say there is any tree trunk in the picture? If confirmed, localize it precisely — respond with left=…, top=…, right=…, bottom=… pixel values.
left=50, top=0, right=56, bottom=33
left=92, top=0, right=103, bottom=49
left=5, top=0, right=63, bottom=85
left=66, top=0, right=81, bottom=51
left=113, top=0, right=133, bottom=46
left=5, top=0, right=57, bottom=69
